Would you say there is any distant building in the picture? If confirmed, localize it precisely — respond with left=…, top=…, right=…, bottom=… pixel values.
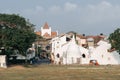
left=66, top=31, right=87, bottom=47
left=35, top=22, right=58, bottom=39
left=50, top=32, right=120, bottom=65
left=50, top=32, right=89, bottom=64
left=90, top=40, right=120, bottom=65
left=87, top=38, right=94, bottom=47
left=35, top=22, right=58, bottom=58
left=76, top=34, right=87, bottom=47
left=86, top=34, right=106, bottom=47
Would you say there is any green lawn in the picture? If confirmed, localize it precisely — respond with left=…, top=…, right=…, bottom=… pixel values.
left=0, top=64, right=120, bottom=80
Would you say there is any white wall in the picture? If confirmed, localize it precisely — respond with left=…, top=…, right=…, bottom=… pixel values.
left=79, top=46, right=90, bottom=64
left=41, top=27, right=51, bottom=36
left=51, top=36, right=120, bottom=65
left=51, top=35, right=68, bottom=64
left=0, top=55, right=7, bottom=68
left=90, top=40, right=120, bottom=65
left=76, top=37, right=87, bottom=46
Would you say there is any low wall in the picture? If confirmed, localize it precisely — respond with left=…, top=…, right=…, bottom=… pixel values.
left=0, top=55, right=7, bottom=68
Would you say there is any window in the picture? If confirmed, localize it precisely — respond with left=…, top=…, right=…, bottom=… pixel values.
left=82, top=54, right=86, bottom=58
left=46, top=45, right=50, bottom=50
left=56, top=53, right=60, bottom=58
left=66, top=37, right=71, bottom=41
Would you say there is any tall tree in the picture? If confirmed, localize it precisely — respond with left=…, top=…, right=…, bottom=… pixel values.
left=108, top=28, right=120, bottom=54
left=0, top=14, right=26, bottom=28
left=0, top=13, right=36, bottom=56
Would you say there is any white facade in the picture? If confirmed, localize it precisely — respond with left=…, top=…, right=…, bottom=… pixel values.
left=0, top=55, right=7, bottom=68
left=51, top=35, right=68, bottom=64
left=51, top=35, right=90, bottom=64
left=61, top=36, right=81, bottom=64
left=90, top=40, right=120, bottom=65
left=51, top=34, right=120, bottom=65
left=41, top=27, right=51, bottom=36
left=79, top=46, right=90, bottom=64
left=76, top=36, right=87, bottom=46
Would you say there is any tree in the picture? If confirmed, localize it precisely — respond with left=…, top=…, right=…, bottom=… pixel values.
left=0, top=13, right=36, bottom=56
left=0, top=14, right=26, bottom=28
left=108, top=28, right=120, bottom=54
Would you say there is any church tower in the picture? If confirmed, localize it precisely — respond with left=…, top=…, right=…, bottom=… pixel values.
left=41, top=22, right=51, bottom=37
left=35, top=22, right=58, bottom=39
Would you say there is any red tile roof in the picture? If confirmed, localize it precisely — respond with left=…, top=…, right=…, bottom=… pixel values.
left=35, top=31, right=41, bottom=36
left=76, top=34, right=86, bottom=39
left=43, top=32, right=51, bottom=38
left=35, top=31, right=57, bottom=39
left=35, top=22, right=57, bottom=39
left=51, top=32, right=57, bottom=38
left=86, top=35, right=105, bottom=43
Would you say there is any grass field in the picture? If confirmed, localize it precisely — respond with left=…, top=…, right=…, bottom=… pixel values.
left=0, top=64, right=120, bottom=80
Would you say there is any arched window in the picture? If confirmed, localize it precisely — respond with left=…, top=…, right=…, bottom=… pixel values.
left=82, top=54, right=86, bottom=58
left=46, top=45, right=50, bottom=50
left=56, top=53, right=60, bottom=58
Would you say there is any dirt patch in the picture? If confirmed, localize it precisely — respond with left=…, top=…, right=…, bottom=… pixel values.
left=8, top=65, right=25, bottom=69
left=0, top=68, right=6, bottom=71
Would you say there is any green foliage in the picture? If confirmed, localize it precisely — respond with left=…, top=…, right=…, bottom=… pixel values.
left=108, top=28, right=120, bottom=53
left=0, top=14, right=26, bottom=28
left=0, top=13, right=36, bottom=56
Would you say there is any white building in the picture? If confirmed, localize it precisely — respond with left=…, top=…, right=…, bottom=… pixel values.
left=90, top=40, right=120, bottom=65
left=51, top=34, right=90, bottom=64
left=61, top=36, right=81, bottom=64
left=35, top=22, right=58, bottom=39
left=51, top=34, right=120, bottom=65
left=51, top=34, right=69, bottom=64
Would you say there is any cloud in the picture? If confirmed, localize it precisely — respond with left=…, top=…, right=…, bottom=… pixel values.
left=21, top=2, right=78, bottom=16
left=22, top=6, right=44, bottom=16
left=80, top=1, right=120, bottom=25
left=17, top=1, right=120, bottom=34
left=48, top=2, right=78, bottom=15
left=100, top=1, right=112, bottom=7
left=36, top=6, right=44, bottom=13
left=64, top=2, right=78, bottom=12
left=49, top=6, right=62, bottom=15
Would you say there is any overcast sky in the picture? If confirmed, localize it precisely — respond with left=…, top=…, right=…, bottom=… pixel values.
left=0, top=0, right=120, bottom=35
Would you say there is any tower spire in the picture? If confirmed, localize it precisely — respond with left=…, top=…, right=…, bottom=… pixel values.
left=43, top=22, right=49, bottom=29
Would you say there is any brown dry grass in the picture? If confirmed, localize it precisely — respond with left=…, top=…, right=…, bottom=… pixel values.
left=0, top=64, right=120, bottom=80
